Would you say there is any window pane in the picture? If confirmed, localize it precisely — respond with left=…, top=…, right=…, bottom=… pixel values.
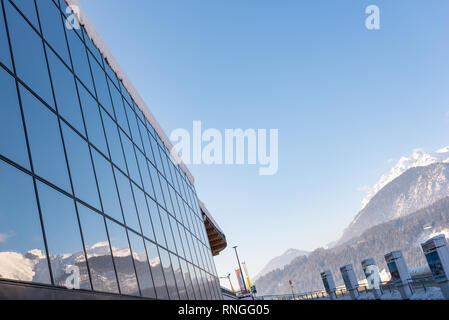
left=179, top=226, right=192, bottom=263
left=47, top=48, right=85, bottom=135
left=114, top=168, right=140, bottom=233
left=160, top=209, right=176, bottom=253
left=5, top=1, right=53, bottom=106
left=128, top=232, right=156, bottom=299
left=109, top=80, right=129, bottom=135
left=132, top=184, right=154, bottom=241
left=170, top=254, right=187, bottom=300
left=102, top=110, right=126, bottom=171
left=106, top=220, right=139, bottom=296
left=0, top=160, right=51, bottom=285
left=21, top=85, right=71, bottom=192
left=62, top=123, right=101, bottom=209
left=0, top=1, right=12, bottom=69
left=149, top=163, right=164, bottom=206
left=159, top=248, right=179, bottom=300
left=121, top=132, right=140, bottom=185
left=189, top=263, right=202, bottom=300
left=89, top=55, right=113, bottom=116
left=160, top=176, right=173, bottom=214
left=135, top=150, right=155, bottom=199
left=78, top=203, right=119, bottom=294
left=78, top=81, right=108, bottom=155
left=37, top=182, right=90, bottom=290
left=147, top=196, right=165, bottom=248
left=171, top=220, right=185, bottom=259
left=91, top=149, right=123, bottom=223
left=36, top=0, right=70, bottom=65
left=125, top=105, right=143, bottom=151
left=0, top=67, right=29, bottom=169
left=66, top=29, right=94, bottom=94
left=180, top=259, right=195, bottom=300
left=145, top=241, right=168, bottom=300
left=10, top=0, right=39, bottom=30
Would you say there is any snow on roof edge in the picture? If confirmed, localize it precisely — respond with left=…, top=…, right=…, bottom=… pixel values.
left=199, top=200, right=224, bottom=236
left=64, top=0, right=195, bottom=185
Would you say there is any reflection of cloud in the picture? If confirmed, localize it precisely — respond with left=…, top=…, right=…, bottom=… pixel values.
left=0, top=233, right=13, bottom=243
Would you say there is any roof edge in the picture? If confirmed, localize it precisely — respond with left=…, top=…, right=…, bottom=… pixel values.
left=64, top=0, right=195, bottom=185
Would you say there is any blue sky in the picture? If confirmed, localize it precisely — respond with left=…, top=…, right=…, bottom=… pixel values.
left=78, top=0, right=449, bottom=289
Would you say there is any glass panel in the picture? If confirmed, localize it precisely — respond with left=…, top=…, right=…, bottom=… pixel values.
left=131, top=184, right=154, bottom=241
left=78, top=203, right=119, bottom=294
left=149, top=164, right=164, bottom=206
left=84, top=32, right=102, bottom=65
left=171, top=220, right=185, bottom=259
left=89, top=54, right=113, bottom=116
left=109, top=80, right=129, bottom=135
left=5, top=1, right=53, bottom=106
left=195, top=266, right=207, bottom=300
left=0, top=67, right=29, bottom=169
left=170, top=253, right=187, bottom=300
left=114, top=168, right=140, bottom=233
left=47, top=48, right=85, bottom=135
left=135, top=150, right=155, bottom=199
left=102, top=110, right=126, bottom=171
left=91, top=149, right=123, bottom=223
left=10, top=0, right=39, bottom=31
left=62, top=123, right=101, bottom=209
left=159, top=248, right=179, bottom=300
left=203, top=270, right=213, bottom=300
left=106, top=220, right=139, bottom=296
left=188, top=263, right=202, bottom=300
left=147, top=196, right=165, bottom=248
left=128, top=232, right=156, bottom=299
left=179, top=226, right=192, bottom=263
left=36, top=0, right=70, bottom=65
left=66, top=28, right=94, bottom=94
left=0, top=159, right=51, bottom=285
left=125, top=105, right=143, bottom=150
left=0, top=1, right=12, bottom=69
left=78, top=81, right=108, bottom=155
left=180, top=258, right=195, bottom=300
left=121, top=131, right=140, bottom=185
left=145, top=241, right=168, bottom=300
left=160, top=176, right=173, bottom=214
left=37, top=182, right=90, bottom=290
left=21, top=85, right=71, bottom=192
left=159, top=208, right=176, bottom=253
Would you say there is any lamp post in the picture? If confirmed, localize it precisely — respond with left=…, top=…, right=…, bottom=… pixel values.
left=220, top=274, right=237, bottom=296
left=233, top=246, right=248, bottom=294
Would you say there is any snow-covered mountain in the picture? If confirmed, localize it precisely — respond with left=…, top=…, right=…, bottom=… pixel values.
left=254, top=248, right=309, bottom=280
left=336, top=147, right=449, bottom=246
left=361, top=147, right=449, bottom=209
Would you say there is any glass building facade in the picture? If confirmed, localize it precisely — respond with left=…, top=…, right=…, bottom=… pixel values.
left=0, top=0, right=222, bottom=300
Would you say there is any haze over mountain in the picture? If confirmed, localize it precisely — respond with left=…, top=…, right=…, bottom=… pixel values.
left=254, top=249, right=308, bottom=280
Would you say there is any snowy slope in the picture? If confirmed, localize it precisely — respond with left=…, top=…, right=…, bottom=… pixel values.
left=255, top=249, right=309, bottom=280
left=361, top=147, right=449, bottom=209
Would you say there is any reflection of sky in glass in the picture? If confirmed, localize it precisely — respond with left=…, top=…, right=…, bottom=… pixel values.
left=0, top=0, right=220, bottom=299
left=0, top=160, right=51, bottom=284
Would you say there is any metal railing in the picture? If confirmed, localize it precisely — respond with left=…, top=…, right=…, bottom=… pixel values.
left=260, top=276, right=439, bottom=300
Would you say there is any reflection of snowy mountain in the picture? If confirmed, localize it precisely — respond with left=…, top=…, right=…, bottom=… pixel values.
left=0, top=242, right=154, bottom=294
